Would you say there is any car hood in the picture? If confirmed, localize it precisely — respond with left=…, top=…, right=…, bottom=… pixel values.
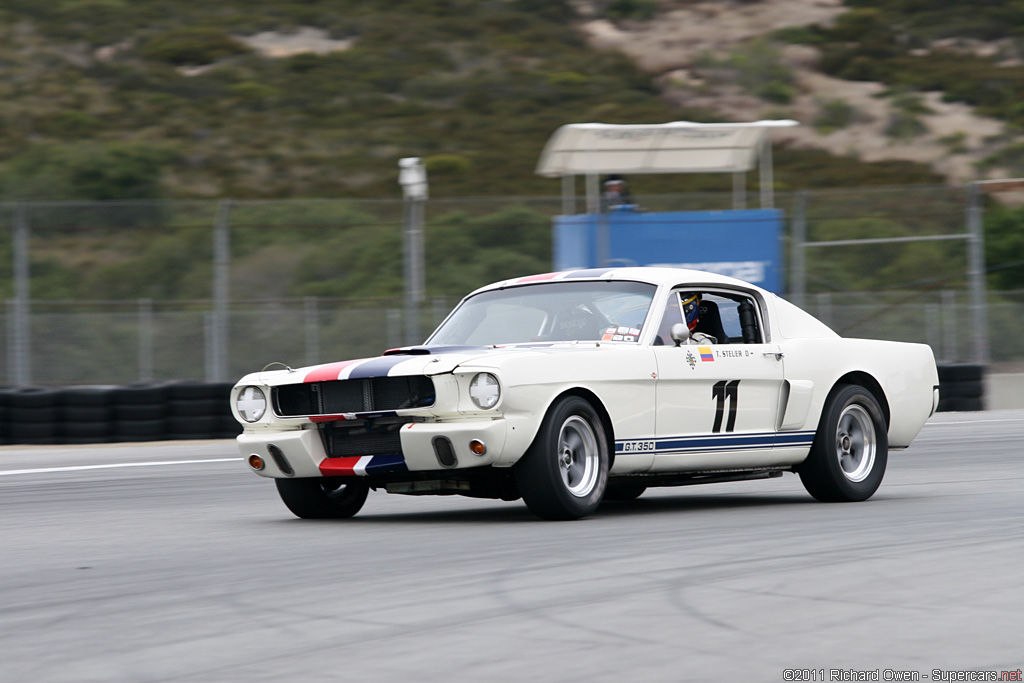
left=241, top=343, right=601, bottom=387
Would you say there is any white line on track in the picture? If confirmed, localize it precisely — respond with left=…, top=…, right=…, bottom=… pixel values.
left=924, top=418, right=1024, bottom=426
left=0, top=458, right=243, bottom=477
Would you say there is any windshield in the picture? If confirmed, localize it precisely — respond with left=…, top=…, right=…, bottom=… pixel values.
left=427, top=280, right=657, bottom=346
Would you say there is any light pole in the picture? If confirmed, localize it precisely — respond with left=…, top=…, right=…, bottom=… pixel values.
left=399, top=157, right=427, bottom=346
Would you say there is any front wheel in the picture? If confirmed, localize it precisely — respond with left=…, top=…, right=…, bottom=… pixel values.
left=275, top=477, right=369, bottom=519
left=799, top=384, right=888, bottom=502
left=514, top=396, right=609, bottom=520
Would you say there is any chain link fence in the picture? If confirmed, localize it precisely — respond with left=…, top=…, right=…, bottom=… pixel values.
left=2, top=186, right=1020, bottom=386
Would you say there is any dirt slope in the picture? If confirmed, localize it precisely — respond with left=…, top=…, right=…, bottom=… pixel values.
left=573, top=0, right=1016, bottom=183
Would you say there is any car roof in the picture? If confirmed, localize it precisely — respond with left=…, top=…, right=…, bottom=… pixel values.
left=470, top=266, right=770, bottom=297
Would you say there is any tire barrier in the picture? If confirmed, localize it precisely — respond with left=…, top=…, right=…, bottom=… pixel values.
left=0, top=367, right=990, bottom=444
left=937, top=364, right=986, bottom=412
left=0, top=382, right=243, bottom=446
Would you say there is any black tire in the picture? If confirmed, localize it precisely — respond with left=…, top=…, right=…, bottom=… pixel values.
left=603, top=481, right=647, bottom=502
left=938, top=396, right=984, bottom=412
left=167, top=397, right=225, bottom=417
left=113, top=419, right=165, bottom=439
left=166, top=381, right=223, bottom=401
left=937, top=364, right=984, bottom=382
left=799, top=384, right=888, bottom=503
left=113, top=403, right=164, bottom=420
left=61, top=420, right=111, bottom=439
left=514, top=396, right=609, bottom=520
left=167, top=415, right=221, bottom=437
left=62, top=387, right=114, bottom=407
left=11, top=405, right=59, bottom=423
left=6, top=387, right=60, bottom=409
left=61, top=404, right=111, bottom=423
left=275, top=478, right=370, bottom=519
left=9, top=421, right=59, bottom=442
left=113, top=383, right=167, bottom=404
left=940, top=379, right=983, bottom=399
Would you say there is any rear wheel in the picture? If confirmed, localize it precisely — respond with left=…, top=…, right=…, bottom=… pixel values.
left=514, top=396, right=608, bottom=520
left=799, top=384, right=887, bottom=502
left=275, top=477, right=369, bottom=519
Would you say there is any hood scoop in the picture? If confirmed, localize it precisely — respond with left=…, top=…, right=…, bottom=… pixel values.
left=383, top=347, right=432, bottom=356
left=382, top=345, right=489, bottom=356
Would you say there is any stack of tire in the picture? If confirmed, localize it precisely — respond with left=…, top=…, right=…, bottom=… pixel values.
left=62, top=386, right=115, bottom=444
left=2, top=387, right=61, bottom=445
left=0, top=389, right=6, bottom=445
left=164, top=381, right=238, bottom=440
left=111, top=383, right=169, bottom=442
left=937, top=364, right=985, bottom=412
left=0, top=382, right=243, bottom=445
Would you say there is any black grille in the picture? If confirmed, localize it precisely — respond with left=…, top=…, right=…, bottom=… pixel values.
left=320, top=420, right=406, bottom=458
left=274, top=376, right=435, bottom=417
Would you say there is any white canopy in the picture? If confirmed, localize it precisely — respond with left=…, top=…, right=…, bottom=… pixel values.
left=536, top=120, right=798, bottom=176
left=536, top=120, right=799, bottom=212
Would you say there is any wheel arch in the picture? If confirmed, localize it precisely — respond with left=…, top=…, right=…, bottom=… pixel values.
left=830, top=371, right=890, bottom=428
left=531, top=387, right=616, bottom=468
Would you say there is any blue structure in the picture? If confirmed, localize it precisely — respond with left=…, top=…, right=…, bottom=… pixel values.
left=553, top=209, right=783, bottom=292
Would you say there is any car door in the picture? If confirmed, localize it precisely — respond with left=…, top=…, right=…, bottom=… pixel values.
left=651, top=289, right=785, bottom=471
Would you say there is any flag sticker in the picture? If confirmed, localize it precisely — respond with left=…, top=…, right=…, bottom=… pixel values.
left=699, top=346, right=714, bottom=362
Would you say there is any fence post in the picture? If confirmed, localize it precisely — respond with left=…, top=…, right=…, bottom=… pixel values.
left=211, top=199, right=232, bottom=381
left=138, top=298, right=154, bottom=382
left=11, top=202, right=31, bottom=386
left=759, top=137, right=774, bottom=209
left=966, top=183, right=990, bottom=365
left=941, top=290, right=957, bottom=362
left=399, top=159, right=427, bottom=346
left=304, top=296, right=319, bottom=367
left=815, top=292, right=832, bottom=328
left=403, top=196, right=425, bottom=345
left=789, top=191, right=808, bottom=307
left=561, top=174, right=575, bottom=215
left=204, top=311, right=216, bottom=381
left=732, top=171, right=746, bottom=210
left=387, top=308, right=402, bottom=349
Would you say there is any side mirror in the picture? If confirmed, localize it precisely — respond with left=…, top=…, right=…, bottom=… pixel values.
left=670, top=323, right=690, bottom=347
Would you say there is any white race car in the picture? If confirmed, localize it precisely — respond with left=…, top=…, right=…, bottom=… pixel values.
left=232, top=267, right=939, bottom=520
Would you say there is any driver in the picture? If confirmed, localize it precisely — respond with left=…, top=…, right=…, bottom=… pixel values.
left=681, top=293, right=717, bottom=345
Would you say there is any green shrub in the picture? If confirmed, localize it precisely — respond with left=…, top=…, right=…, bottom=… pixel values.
left=814, top=99, right=858, bottom=132
left=605, top=0, right=658, bottom=21
left=939, top=131, right=968, bottom=153
left=732, top=39, right=795, bottom=103
left=140, top=28, right=251, bottom=66
left=229, top=81, right=279, bottom=110
left=424, top=154, right=472, bottom=176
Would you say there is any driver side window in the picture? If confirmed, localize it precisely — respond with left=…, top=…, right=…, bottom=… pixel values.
left=652, top=290, right=765, bottom=345
left=701, top=292, right=764, bottom=344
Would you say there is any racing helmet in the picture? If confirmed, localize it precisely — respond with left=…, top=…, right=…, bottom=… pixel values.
left=681, top=293, right=701, bottom=331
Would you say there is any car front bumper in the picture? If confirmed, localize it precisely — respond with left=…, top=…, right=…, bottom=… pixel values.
left=237, top=417, right=511, bottom=479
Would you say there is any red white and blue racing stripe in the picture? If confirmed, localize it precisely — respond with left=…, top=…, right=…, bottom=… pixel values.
left=506, top=268, right=620, bottom=285
left=319, top=454, right=408, bottom=477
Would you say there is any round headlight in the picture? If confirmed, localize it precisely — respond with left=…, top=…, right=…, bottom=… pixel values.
left=468, top=373, right=500, bottom=410
left=236, top=386, right=267, bottom=423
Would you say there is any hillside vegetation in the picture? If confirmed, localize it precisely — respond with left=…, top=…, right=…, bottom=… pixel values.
left=0, top=0, right=947, bottom=203
left=0, top=0, right=1021, bottom=298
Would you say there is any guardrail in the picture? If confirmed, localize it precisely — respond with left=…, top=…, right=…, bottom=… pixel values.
left=0, top=368, right=987, bottom=446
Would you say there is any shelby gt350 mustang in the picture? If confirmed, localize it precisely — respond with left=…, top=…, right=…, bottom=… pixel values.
left=232, top=267, right=939, bottom=520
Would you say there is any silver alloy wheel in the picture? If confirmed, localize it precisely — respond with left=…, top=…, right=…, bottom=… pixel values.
left=835, top=403, right=876, bottom=482
left=557, top=415, right=600, bottom=497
